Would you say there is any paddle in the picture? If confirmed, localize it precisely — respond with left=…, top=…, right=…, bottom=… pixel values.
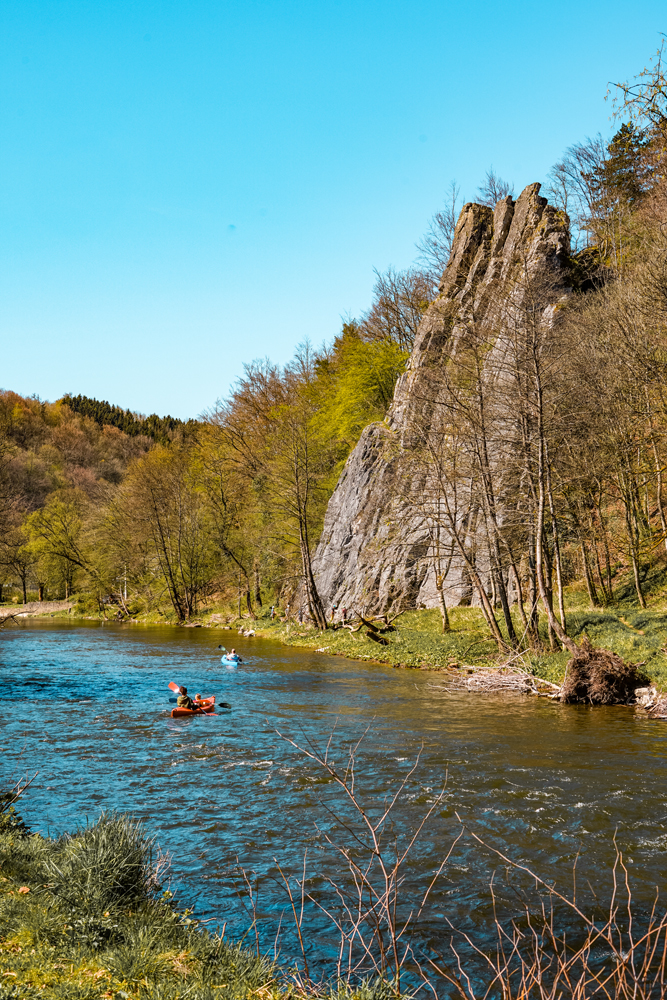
left=169, top=696, right=232, bottom=709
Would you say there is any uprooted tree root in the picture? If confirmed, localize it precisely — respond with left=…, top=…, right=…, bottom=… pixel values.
left=560, top=635, right=650, bottom=705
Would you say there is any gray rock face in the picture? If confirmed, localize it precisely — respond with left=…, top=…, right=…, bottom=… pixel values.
left=313, top=183, right=571, bottom=614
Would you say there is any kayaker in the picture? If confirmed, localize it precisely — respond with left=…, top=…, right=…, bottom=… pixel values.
left=177, top=686, right=196, bottom=710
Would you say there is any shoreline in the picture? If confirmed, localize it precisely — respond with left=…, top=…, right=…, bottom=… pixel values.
left=7, top=600, right=667, bottom=708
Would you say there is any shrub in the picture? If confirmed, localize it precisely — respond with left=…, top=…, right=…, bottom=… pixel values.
left=42, top=812, right=161, bottom=915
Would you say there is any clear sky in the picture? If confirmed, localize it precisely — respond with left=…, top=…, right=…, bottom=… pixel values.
left=1, top=0, right=665, bottom=419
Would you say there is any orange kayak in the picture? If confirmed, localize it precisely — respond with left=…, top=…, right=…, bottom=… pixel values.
left=170, top=696, right=216, bottom=718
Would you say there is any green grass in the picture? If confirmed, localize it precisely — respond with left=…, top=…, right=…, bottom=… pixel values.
left=0, top=807, right=280, bottom=1000
left=40, top=596, right=667, bottom=690
left=244, top=599, right=667, bottom=690
left=1, top=802, right=402, bottom=1000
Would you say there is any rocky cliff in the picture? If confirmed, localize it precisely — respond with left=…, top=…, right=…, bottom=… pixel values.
left=312, top=182, right=572, bottom=613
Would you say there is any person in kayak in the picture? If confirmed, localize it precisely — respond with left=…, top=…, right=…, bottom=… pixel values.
left=177, top=686, right=197, bottom=710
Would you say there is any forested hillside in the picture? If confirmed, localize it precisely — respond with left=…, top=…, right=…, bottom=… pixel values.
left=3, top=50, right=667, bottom=643
left=62, top=394, right=198, bottom=444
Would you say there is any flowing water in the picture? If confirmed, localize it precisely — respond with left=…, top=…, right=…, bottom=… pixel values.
left=2, top=620, right=667, bottom=980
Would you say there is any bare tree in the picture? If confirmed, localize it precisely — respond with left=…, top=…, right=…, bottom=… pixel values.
left=546, top=135, right=607, bottom=249
left=610, top=36, right=667, bottom=132
left=415, top=180, right=463, bottom=282
left=476, top=167, right=514, bottom=207
left=115, top=446, right=215, bottom=620
left=360, top=266, right=435, bottom=352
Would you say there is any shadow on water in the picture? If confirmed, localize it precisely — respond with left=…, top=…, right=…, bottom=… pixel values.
left=3, top=620, right=667, bottom=982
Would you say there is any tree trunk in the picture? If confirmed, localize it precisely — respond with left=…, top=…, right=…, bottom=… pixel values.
left=493, top=564, right=517, bottom=646
left=489, top=566, right=497, bottom=608
left=435, top=570, right=451, bottom=632
left=254, top=561, right=262, bottom=607
left=621, top=481, right=646, bottom=608
left=651, top=435, right=667, bottom=554
left=527, top=537, right=540, bottom=645
left=580, top=540, right=599, bottom=608
left=38, top=583, right=44, bottom=602
left=545, top=452, right=566, bottom=631
left=595, top=495, right=614, bottom=600
left=631, top=547, right=647, bottom=608
left=534, top=366, right=577, bottom=654
left=246, top=586, right=255, bottom=618
left=593, top=542, right=609, bottom=604
left=432, top=518, right=453, bottom=633
left=509, top=559, right=529, bottom=633
left=300, top=532, right=327, bottom=630
left=479, top=458, right=516, bottom=645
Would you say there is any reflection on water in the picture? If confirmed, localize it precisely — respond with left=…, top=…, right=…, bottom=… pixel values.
left=2, top=620, right=667, bottom=976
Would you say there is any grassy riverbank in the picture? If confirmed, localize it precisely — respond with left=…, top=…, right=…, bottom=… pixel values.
left=8, top=562, right=667, bottom=691
left=0, top=800, right=339, bottom=1000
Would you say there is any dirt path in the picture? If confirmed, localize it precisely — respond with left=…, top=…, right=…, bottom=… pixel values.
left=0, top=600, right=73, bottom=618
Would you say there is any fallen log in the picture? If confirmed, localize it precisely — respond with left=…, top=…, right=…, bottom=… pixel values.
left=364, top=629, right=389, bottom=645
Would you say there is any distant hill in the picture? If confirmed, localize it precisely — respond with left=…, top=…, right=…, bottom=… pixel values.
left=61, top=394, right=199, bottom=444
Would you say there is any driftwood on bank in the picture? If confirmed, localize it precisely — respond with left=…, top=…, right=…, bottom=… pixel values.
left=461, top=668, right=540, bottom=695
left=444, top=636, right=656, bottom=709
left=336, top=610, right=401, bottom=644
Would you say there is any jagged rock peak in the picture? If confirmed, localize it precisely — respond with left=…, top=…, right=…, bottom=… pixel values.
left=312, top=184, right=571, bottom=615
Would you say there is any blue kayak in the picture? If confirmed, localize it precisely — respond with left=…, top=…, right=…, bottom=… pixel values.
left=222, top=655, right=241, bottom=663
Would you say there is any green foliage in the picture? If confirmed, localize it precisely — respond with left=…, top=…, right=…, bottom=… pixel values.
left=597, top=122, right=653, bottom=207
left=0, top=794, right=30, bottom=839
left=0, top=802, right=406, bottom=1000
left=313, top=324, right=409, bottom=450
left=584, top=122, right=653, bottom=216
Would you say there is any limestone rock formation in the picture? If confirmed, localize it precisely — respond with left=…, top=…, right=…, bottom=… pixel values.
left=313, top=183, right=572, bottom=614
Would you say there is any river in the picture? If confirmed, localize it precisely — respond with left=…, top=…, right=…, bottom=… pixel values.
left=2, top=620, right=667, bottom=982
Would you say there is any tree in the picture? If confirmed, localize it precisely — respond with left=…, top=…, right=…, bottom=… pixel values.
left=211, top=347, right=332, bottom=629
left=610, top=38, right=667, bottom=133
left=313, top=323, right=409, bottom=450
left=547, top=124, right=656, bottom=267
left=546, top=135, right=608, bottom=251
left=360, top=266, right=434, bottom=352
left=195, top=427, right=261, bottom=617
left=476, top=167, right=514, bottom=207
left=116, top=446, right=216, bottom=620
left=24, top=491, right=94, bottom=599
left=0, top=525, right=37, bottom=604
left=415, top=180, right=462, bottom=282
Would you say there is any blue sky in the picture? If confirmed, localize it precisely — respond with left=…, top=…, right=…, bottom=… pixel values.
left=1, top=0, right=665, bottom=419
